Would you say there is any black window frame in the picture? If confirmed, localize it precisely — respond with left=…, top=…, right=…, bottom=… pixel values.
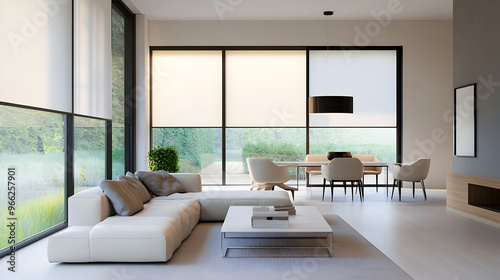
left=112, top=0, right=136, bottom=175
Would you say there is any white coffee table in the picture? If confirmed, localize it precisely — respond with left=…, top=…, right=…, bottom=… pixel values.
left=221, top=206, right=333, bottom=257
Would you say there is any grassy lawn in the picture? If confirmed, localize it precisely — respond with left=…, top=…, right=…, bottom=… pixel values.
left=0, top=194, right=64, bottom=250
left=0, top=151, right=104, bottom=250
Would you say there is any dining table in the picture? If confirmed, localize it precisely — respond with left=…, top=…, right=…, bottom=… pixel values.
left=275, top=161, right=391, bottom=195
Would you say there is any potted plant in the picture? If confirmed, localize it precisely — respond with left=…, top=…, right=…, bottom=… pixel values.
left=147, top=145, right=180, bottom=172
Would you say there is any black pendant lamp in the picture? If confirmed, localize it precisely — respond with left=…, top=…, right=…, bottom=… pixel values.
left=309, top=96, right=353, bottom=113
left=309, top=11, right=354, bottom=114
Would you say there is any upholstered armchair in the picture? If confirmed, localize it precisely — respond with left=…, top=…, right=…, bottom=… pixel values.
left=247, top=157, right=298, bottom=200
left=391, top=158, right=431, bottom=201
left=321, top=158, right=364, bottom=201
left=352, top=154, right=382, bottom=191
left=305, top=154, right=328, bottom=188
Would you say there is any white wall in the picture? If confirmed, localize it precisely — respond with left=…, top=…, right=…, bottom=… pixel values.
left=142, top=19, right=453, bottom=188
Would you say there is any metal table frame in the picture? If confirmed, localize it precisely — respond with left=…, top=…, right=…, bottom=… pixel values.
left=275, top=161, right=391, bottom=196
left=221, top=206, right=333, bottom=258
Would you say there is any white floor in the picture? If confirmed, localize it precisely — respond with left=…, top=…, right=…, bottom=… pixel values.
left=293, top=187, right=500, bottom=280
left=2, top=187, right=500, bottom=280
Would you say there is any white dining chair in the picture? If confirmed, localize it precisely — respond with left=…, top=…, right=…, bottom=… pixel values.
left=352, top=154, right=382, bottom=192
left=391, top=158, right=431, bottom=201
left=305, top=154, right=328, bottom=188
left=321, top=158, right=364, bottom=201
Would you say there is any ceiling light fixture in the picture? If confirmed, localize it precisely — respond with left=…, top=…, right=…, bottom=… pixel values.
left=309, top=10, right=354, bottom=114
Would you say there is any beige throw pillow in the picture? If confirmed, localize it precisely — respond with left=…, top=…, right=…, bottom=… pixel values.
left=135, top=170, right=186, bottom=197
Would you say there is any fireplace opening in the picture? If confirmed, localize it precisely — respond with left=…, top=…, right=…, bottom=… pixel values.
left=468, top=184, right=500, bottom=213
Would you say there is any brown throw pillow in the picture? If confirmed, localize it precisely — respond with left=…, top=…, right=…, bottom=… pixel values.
left=116, top=172, right=152, bottom=203
left=135, top=170, right=186, bottom=196
left=99, top=180, right=144, bottom=216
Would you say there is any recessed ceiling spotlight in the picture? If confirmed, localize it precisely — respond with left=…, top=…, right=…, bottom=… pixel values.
left=324, top=11, right=334, bottom=16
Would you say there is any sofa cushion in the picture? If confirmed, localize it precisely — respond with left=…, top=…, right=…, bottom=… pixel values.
left=136, top=200, right=200, bottom=239
left=89, top=216, right=183, bottom=262
left=47, top=226, right=93, bottom=263
left=99, top=180, right=143, bottom=216
left=135, top=170, right=186, bottom=196
left=163, top=191, right=292, bottom=221
left=117, top=172, right=152, bottom=203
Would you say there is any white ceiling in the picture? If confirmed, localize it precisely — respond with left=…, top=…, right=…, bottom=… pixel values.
left=124, top=0, right=453, bottom=21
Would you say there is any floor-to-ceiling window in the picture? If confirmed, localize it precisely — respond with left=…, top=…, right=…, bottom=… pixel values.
left=0, top=0, right=72, bottom=256
left=0, top=106, right=66, bottom=251
left=308, top=49, right=398, bottom=184
left=111, top=5, right=126, bottom=178
left=152, top=50, right=223, bottom=184
left=225, top=50, right=307, bottom=184
left=111, top=0, right=135, bottom=177
left=0, top=0, right=135, bottom=257
left=151, top=47, right=401, bottom=186
left=74, top=116, right=106, bottom=193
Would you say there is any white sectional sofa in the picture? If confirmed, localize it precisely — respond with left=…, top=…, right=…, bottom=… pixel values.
left=47, top=173, right=291, bottom=263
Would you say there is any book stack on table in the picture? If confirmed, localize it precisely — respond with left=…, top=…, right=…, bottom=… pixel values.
left=251, top=206, right=289, bottom=228
left=273, top=204, right=296, bottom=215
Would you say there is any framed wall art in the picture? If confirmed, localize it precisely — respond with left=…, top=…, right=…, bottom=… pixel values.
left=454, top=83, right=476, bottom=157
